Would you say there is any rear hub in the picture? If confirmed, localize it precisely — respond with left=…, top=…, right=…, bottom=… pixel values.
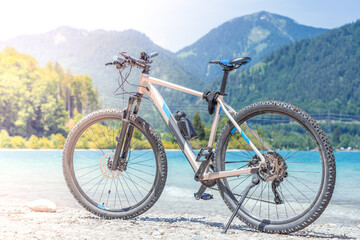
left=258, top=152, right=288, bottom=182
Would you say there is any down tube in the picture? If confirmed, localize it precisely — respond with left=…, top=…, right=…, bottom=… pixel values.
left=146, top=83, right=200, bottom=172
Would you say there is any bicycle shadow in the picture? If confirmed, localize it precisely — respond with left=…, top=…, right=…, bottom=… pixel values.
left=135, top=216, right=355, bottom=239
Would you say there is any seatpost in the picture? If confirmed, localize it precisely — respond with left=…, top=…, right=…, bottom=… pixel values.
left=220, top=70, right=230, bottom=95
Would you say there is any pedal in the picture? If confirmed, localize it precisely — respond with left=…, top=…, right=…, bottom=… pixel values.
left=196, top=147, right=212, bottom=162
left=194, top=192, right=213, bottom=200
left=194, top=148, right=214, bottom=182
left=201, top=193, right=213, bottom=200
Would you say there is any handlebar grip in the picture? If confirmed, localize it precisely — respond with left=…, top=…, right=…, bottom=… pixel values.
left=149, top=52, right=159, bottom=59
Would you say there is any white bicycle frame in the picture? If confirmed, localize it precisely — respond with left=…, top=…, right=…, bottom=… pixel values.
left=137, top=73, right=269, bottom=181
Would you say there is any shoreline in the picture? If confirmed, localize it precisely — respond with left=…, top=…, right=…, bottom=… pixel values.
left=1, top=148, right=360, bottom=152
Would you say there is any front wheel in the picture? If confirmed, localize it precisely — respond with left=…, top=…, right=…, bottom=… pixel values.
left=62, top=109, right=167, bottom=219
left=215, top=101, right=336, bottom=233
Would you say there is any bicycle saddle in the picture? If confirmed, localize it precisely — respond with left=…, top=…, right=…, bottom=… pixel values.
left=209, top=57, right=251, bottom=70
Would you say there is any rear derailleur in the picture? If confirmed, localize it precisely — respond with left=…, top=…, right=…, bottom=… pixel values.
left=249, top=152, right=288, bottom=204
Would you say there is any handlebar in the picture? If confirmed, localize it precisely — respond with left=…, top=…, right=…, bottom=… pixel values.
left=105, top=51, right=158, bottom=73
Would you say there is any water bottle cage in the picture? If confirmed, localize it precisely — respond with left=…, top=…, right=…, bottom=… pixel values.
left=175, top=111, right=198, bottom=141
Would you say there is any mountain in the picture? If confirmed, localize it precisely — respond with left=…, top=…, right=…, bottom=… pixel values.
left=177, top=11, right=328, bottom=81
left=0, top=27, right=201, bottom=109
left=218, top=20, right=360, bottom=115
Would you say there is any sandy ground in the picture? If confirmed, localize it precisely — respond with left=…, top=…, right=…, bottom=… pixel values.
left=1, top=200, right=359, bottom=240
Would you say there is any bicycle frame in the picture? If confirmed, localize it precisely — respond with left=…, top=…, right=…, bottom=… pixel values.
left=131, top=73, right=268, bottom=181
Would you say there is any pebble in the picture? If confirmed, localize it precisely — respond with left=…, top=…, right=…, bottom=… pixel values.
left=26, top=199, right=57, bottom=213
left=0, top=204, right=358, bottom=240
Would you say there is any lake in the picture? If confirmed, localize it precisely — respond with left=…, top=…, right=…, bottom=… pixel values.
left=0, top=150, right=359, bottom=225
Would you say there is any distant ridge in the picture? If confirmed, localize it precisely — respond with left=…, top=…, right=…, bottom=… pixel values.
left=219, top=20, right=360, bottom=115
left=177, top=11, right=328, bottom=81
left=0, top=11, right=330, bottom=112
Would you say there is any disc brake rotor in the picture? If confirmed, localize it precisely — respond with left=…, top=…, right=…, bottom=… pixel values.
left=99, top=153, right=123, bottom=179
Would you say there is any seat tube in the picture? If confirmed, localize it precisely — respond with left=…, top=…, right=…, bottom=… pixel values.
left=220, top=70, right=229, bottom=94
left=207, top=96, right=223, bottom=149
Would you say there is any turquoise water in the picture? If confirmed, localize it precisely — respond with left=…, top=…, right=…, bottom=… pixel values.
left=0, top=150, right=359, bottom=210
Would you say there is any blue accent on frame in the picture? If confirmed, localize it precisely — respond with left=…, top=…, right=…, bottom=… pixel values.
left=218, top=106, right=222, bottom=115
left=162, top=103, right=171, bottom=119
left=230, top=127, right=251, bottom=145
left=113, top=55, right=118, bottom=61
left=240, top=130, right=251, bottom=145
left=98, top=204, right=105, bottom=210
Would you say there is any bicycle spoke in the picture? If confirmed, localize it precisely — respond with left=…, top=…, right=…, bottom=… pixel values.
left=251, top=181, right=266, bottom=213
left=99, top=177, right=109, bottom=204
left=227, top=151, right=253, bottom=160
left=114, top=178, right=123, bottom=208
left=282, top=182, right=304, bottom=210
left=285, top=150, right=317, bottom=160
left=288, top=176, right=318, bottom=192
left=75, top=164, right=99, bottom=171
left=286, top=179, right=311, bottom=201
left=230, top=174, right=251, bottom=191
left=127, top=162, right=155, bottom=168
left=97, top=123, right=112, bottom=148
left=124, top=172, right=146, bottom=197
left=127, top=158, right=154, bottom=165
left=84, top=130, right=105, bottom=155
left=106, top=179, right=114, bottom=206
left=127, top=150, right=152, bottom=163
left=126, top=171, right=152, bottom=184
left=118, top=178, right=130, bottom=206
left=82, top=173, right=104, bottom=188
left=127, top=166, right=155, bottom=176
left=122, top=175, right=137, bottom=202
left=77, top=167, right=100, bottom=179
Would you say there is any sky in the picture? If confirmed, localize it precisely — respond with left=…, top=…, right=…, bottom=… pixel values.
left=0, top=0, right=359, bottom=52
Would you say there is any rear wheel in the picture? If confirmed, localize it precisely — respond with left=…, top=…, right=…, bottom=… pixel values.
left=63, top=109, right=167, bottom=219
left=215, top=101, right=336, bottom=233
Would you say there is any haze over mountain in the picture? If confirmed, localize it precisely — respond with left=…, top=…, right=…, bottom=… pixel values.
left=216, top=20, right=360, bottom=116
left=0, top=27, right=200, bottom=108
left=177, top=11, right=328, bottom=81
left=0, top=11, right=331, bottom=116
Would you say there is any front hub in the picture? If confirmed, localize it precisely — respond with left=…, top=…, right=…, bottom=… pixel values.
left=99, top=153, right=126, bottom=179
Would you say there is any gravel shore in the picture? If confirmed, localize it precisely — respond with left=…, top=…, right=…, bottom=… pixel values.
left=1, top=199, right=359, bottom=240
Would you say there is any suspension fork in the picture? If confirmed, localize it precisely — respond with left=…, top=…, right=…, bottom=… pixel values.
left=111, top=93, right=143, bottom=170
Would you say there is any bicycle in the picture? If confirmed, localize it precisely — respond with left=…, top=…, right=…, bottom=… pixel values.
left=62, top=51, right=336, bottom=234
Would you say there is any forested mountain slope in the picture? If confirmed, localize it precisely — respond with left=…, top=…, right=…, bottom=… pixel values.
left=218, top=20, right=360, bottom=115
left=177, top=11, right=327, bottom=81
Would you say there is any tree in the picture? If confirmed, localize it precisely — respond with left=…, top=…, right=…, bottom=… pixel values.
left=192, top=112, right=206, bottom=140
left=332, top=128, right=341, bottom=147
left=0, top=47, right=100, bottom=138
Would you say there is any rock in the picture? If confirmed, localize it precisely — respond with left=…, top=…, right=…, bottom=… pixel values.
left=27, top=199, right=57, bottom=213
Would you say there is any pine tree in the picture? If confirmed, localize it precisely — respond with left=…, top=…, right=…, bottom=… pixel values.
left=193, top=112, right=206, bottom=140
